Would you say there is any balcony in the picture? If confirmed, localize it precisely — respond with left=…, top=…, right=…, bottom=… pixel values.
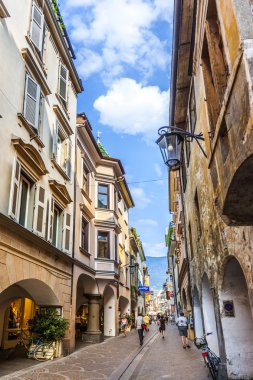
left=95, top=258, right=118, bottom=277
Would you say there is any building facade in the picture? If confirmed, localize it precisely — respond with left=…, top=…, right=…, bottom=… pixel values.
left=169, top=0, right=253, bottom=378
left=0, top=0, right=82, bottom=352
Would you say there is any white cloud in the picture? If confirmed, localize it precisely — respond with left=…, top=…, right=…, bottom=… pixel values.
left=94, top=78, right=169, bottom=140
left=62, top=0, right=171, bottom=82
left=142, top=241, right=166, bottom=257
left=136, top=219, right=158, bottom=226
left=130, top=187, right=151, bottom=208
left=76, top=48, right=103, bottom=78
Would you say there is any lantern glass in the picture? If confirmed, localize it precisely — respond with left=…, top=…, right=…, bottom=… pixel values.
left=156, top=132, right=183, bottom=168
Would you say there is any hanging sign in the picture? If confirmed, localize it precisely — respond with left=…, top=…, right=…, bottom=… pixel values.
left=223, top=300, right=235, bottom=317
left=138, top=286, right=150, bottom=292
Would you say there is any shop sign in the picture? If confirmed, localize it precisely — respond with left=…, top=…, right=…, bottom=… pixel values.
left=223, top=300, right=235, bottom=317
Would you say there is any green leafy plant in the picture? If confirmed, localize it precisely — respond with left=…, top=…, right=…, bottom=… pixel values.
left=28, top=310, right=68, bottom=342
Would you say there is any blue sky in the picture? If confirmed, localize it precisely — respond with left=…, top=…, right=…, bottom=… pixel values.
left=61, top=0, right=174, bottom=257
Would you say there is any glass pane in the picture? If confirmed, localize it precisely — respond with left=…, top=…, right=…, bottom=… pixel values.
left=98, top=184, right=108, bottom=194
left=52, top=209, right=58, bottom=246
left=98, top=194, right=108, bottom=208
left=19, top=180, right=28, bottom=226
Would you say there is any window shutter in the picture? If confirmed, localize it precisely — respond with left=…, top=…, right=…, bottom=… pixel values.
left=9, top=158, right=21, bottom=220
left=66, top=138, right=72, bottom=178
left=47, top=196, right=54, bottom=243
left=33, top=186, right=46, bottom=236
left=63, top=212, right=71, bottom=254
left=24, top=74, right=40, bottom=129
left=58, top=63, right=68, bottom=102
left=52, top=122, right=58, bottom=159
left=30, top=2, right=44, bottom=51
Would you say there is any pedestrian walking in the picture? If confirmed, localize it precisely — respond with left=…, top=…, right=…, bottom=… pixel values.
left=121, top=314, right=128, bottom=337
left=176, top=312, right=190, bottom=349
left=135, top=313, right=145, bottom=346
left=158, top=315, right=166, bottom=338
left=143, top=314, right=150, bottom=331
left=170, top=314, right=175, bottom=325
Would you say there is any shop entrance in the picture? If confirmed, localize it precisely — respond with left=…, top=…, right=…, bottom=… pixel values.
left=220, top=257, right=253, bottom=379
left=0, top=279, right=60, bottom=351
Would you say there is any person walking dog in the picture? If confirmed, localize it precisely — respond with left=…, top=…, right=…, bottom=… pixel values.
left=136, top=313, right=145, bottom=346
left=177, top=312, right=190, bottom=349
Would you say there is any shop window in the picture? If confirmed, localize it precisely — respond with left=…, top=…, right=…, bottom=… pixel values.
left=97, top=231, right=110, bottom=259
left=98, top=183, right=109, bottom=209
left=3, top=298, right=36, bottom=349
left=81, top=217, right=89, bottom=251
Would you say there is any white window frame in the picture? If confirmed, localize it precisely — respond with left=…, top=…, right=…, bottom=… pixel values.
left=23, top=73, right=41, bottom=129
left=58, top=62, right=68, bottom=103
left=30, top=1, right=44, bottom=52
left=17, top=175, right=31, bottom=228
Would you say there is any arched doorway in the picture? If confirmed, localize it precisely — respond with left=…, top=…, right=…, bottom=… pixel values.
left=202, top=273, right=219, bottom=354
left=75, top=274, right=100, bottom=341
left=0, top=279, right=60, bottom=350
left=193, top=286, right=204, bottom=338
left=103, top=286, right=116, bottom=337
left=118, top=296, right=130, bottom=333
left=220, top=257, right=253, bottom=378
left=182, top=288, right=187, bottom=311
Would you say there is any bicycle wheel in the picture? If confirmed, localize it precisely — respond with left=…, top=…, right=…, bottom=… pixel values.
left=205, top=355, right=217, bottom=380
left=34, top=343, right=55, bottom=361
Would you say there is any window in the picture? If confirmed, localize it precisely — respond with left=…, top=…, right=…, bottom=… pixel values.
left=201, top=0, right=228, bottom=132
left=98, top=184, right=109, bottom=209
left=47, top=197, right=71, bottom=253
left=9, top=159, right=47, bottom=234
left=118, top=193, right=122, bottom=213
left=194, top=190, right=202, bottom=239
left=115, top=235, right=118, bottom=262
left=82, top=161, right=90, bottom=195
left=30, top=1, right=44, bottom=52
left=189, top=84, right=196, bottom=133
left=188, top=222, right=194, bottom=260
left=52, top=121, right=71, bottom=178
left=97, top=231, right=110, bottom=259
left=23, top=74, right=41, bottom=130
left=58, top=62, right=68, bottom=105
left=81, top=217, right=89, bottom=251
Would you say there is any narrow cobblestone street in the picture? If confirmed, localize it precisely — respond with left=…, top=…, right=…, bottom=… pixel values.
left=1, top=325, right=209, bottom=380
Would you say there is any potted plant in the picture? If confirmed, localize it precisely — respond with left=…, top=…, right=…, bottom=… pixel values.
left=28, top=310, right=68, bottom=358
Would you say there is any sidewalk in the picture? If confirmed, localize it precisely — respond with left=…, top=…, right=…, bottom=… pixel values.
left=0, top=328, right=156, bottom=380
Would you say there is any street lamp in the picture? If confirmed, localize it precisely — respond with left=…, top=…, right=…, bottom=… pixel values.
left=156, top=126, right=207, bottom=169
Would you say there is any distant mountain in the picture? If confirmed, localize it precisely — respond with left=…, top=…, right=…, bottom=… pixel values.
left=146, top=256, right=168, bottom=291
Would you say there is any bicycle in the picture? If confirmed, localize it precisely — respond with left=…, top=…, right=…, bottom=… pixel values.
left=5, top=330, right=55, bottom=361
left=194, top=332, right=220, bottom=380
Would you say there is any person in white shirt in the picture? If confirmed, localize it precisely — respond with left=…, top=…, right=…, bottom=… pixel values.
left=176, top=312, right=190, bottom=349
left=135, top=313, right=145, bottom=346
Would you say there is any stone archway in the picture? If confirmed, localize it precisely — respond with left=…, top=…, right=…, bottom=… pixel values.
left=220, top=256, right=253, bottom=379
left=119, top=295, right=130, bottom=315
left=193, top=286, right=204, bottom=338
left=202, top=273, right=219, bottom=355
left=182, top=288, right=187, bottom=311
left=0, top=279, right=60, bottom=349
left=75, top=274, right=101, bottom=343
left=103, top=286, right=116, bottom=337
